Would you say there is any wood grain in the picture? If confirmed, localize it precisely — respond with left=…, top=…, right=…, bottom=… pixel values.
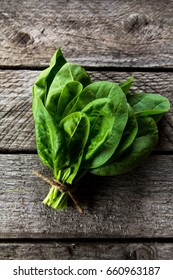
left=1, top=0, right=173, bottom=260
left=0, top=70, right=172, bottom=151
left=0, top=242, right=173, bottom=260
left=0, top=154, right=173, bottom=239
left=1, top=0, right=173, bottom=67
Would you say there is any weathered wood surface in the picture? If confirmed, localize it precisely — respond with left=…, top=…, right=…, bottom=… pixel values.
left=0, top=70, right=172, bottom=151
left=0, top=154, right=173, bottom=239
left=1, top=0, right=173, bottom=260
left=1, top=0, right=173, bottom=68
left=0, top=242, right=173, bottom=260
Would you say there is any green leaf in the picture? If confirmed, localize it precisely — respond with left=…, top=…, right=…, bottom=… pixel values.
left=60, top=112, right=90, bottom=184
left=82, top=98, right=115, bottom=160
left=119, top=76, right=134, bottom=95
left=33, top=98, right=69, bottom=174
left=91, top=117, right=158, bottom=176
left=64, top=81, right=123, bottom=115
left=107, top=103, right=138, bottom=162
left=62, top=82, right=96, bottom=118
left=127, top=93, right=170, bottom=117
left=79, top=81, right=128, bottom=168
left=32, top=48, right=66, bottom=109
left=45, top=62, right=91, bottom=119
left=57, top=81, right=83, bottom=121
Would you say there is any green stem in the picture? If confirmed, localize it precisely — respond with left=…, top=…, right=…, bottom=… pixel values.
left=43, top=186, right=68, bottom=209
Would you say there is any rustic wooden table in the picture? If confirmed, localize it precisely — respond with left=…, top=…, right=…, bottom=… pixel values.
left=0, top=0, right=173, bottom=260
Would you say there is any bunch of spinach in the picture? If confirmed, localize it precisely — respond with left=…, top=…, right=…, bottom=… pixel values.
left=32, top=48, right=170, bottom=211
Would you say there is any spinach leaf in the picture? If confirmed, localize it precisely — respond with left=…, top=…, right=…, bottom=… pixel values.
left=127, top=93, right=170, bottom=117
left=32, top=48, right=66, bottom=107
left=81, top=82, right=128, bottom=168
left=62, top=94, right=82, bottom=118
left=91, top=117, right=158, bottom=176
left=45, top=62, right=91, bottom=119
left=82, top=98, right=115, bottom=160
left=64, top=81, right=128, bottom=167
left=62, top=81, right=96, bottom=116
left=107, top=103, right=138, bottom=162
left=62, top=81, right=128, bottom=166
left=65, top=81, right=123, bottom=114
left=60, top=111, right=90, bottom=184
left=33, top=97, right=69, bottom=174
left=57, top=81, right=83, bottom=121
left=119, top=76, right=134, bottom=95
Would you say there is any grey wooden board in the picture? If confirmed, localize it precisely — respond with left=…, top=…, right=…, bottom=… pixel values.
left=0, top=242, right=173, bottom=260
left=0, top=154, right=173, bottom=239
left=1, top=0, right=173, bottom=67
left=0, top=70, right=172, bottom=151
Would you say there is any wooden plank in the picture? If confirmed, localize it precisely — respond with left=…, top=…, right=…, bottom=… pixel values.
left=0, top=154, right=173, bottom=239
left=0, top=70, right=173, bottom=151
left=0, top=242, right=173, bottom=259
left=1, top=0, right=173, bottom=67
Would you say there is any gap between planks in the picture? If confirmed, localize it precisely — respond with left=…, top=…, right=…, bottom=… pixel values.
left=1, top=237, right=173, bottom=244
left=1, top=66, right=173, bottom=72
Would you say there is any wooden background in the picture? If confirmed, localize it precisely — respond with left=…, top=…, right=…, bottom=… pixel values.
left=0, top=0, right=173, bottom=259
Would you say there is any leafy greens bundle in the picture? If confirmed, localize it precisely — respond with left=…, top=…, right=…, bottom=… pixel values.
left=32, top=49, right=170, bottom=211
